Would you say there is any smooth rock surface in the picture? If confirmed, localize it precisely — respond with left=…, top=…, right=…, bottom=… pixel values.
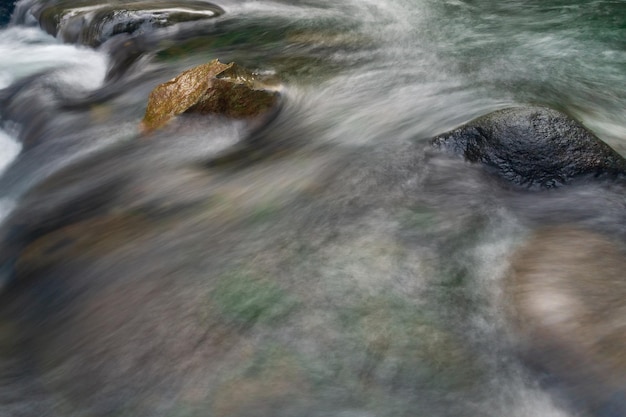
left=31, top=0, right=224, bottom=46
left=432, top=107, right=626, bottom=188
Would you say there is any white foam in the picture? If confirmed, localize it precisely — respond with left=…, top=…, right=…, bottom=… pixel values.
left=0, top=129, right=20, bottom=223
left=0, top=128, right=20, bottom=176
left=0, top=26, right=107, bottom=90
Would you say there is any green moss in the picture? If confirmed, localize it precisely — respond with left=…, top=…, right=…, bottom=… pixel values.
left=212, top=271, right=299, bottom=327
left=155, top=23, right=290, bottom=61
left=399, top=206, right=439, bottom=230
left=269, top=55, right=345, bottom=83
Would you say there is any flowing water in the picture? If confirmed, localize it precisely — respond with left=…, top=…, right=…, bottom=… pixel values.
left=0, top=1, right=625, bottom=416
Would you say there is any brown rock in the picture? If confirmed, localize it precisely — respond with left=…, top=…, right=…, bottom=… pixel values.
left=507, top=227, right=626, bottom=413
left=141, top=60, right=280, bottom=133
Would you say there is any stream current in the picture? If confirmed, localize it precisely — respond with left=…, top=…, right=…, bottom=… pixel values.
left=0, top=1, right=625, bottom=416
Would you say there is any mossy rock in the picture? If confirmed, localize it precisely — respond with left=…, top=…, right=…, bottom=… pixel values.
left=211, top=271, right=299, bottom=328
left=141, top=59, right=281, bottom=133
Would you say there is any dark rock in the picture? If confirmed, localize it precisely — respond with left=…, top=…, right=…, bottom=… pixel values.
left=32, top=0, right=224, bottom=47
left=0, top=0, right=15, bottom=26
left=432, top=106, right=626, bottom=189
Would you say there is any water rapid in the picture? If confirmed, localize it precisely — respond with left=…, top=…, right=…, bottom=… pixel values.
left=0, top=1, right=625, bottom=416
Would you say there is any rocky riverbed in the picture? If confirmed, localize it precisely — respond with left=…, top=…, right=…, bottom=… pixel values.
left=1, top=1, right=625, bottom=417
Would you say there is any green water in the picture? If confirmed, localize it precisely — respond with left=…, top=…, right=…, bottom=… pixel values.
left=0, top=1, right=625, bottom=416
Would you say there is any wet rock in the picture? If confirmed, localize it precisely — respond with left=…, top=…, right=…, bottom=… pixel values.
left=507, top=227, right=626, bottom=415
left=0, top=0, right=15, bottom=26
left=141, top=59, right=281, bottom=133
left=33, top=0, right=224, bottom=47
left=432, top=106, right=626, bottom=188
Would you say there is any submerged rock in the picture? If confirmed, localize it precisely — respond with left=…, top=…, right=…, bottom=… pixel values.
left=33, top=0, right=224, bottom=46
left=432, top=107, right=626, bottom=188
left=141, top=59, right=281, bottom=133
left=507, top=227, right=626, bottom=415
left=0, top=0, right=15, bottom=26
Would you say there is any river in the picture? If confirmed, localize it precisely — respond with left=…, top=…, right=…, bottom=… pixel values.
left=0, top=1, right=625, bottom=416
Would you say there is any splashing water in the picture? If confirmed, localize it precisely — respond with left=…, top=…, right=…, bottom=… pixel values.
left=0, top=0, right=625, bottom=416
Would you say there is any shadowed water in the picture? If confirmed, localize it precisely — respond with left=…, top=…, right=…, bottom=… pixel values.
left=0, top=0, right=625, bottom=416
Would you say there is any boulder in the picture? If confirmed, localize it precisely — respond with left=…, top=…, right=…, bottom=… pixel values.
left=141, top=59, right=281, bottom=133
left=432, top=107, right=626, bottom=188
left=507, top=227, right=626, bottom=415
left=33, top=0, right=224, bottom=46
